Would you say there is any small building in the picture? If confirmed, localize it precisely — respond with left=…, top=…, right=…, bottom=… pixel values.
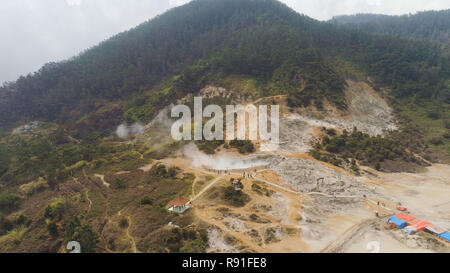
left=396, top=214, right=416, bottom=225
left=404, top=226, right=417, bottom=235
left=411, top=221, right=432, bottom=232
left=404, top=226, right=418, bottom=235
left=231, top=179, right=243, bottom=191
left=168, top=196, right=190, bottom=214
left=439, top=232, right=450, bottom=243
left=387, top=216, right=406, bottom=229
left=424, top=225, right=445, bottom=236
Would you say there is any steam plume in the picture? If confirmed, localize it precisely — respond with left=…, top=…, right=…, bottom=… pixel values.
left=115, top=123, right=144, bottom=139
left=183, top=143, right=268, bottom=171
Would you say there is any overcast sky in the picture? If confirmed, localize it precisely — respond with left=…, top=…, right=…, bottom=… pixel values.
left=1, top=0, right=449, bottom=84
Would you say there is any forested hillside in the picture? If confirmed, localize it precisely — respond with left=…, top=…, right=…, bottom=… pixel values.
left=332, top=10, right=450, bottom=45
left=0, top=0, right=448, bottom=140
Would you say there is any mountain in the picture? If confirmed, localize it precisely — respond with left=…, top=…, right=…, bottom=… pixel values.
left=0, top=0, right=448, bottom=139
left=331, top=10, right=450, bottom=45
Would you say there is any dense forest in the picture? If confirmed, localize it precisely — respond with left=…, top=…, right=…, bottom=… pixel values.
left=0, top=0, right=449, bottom=140
left=332, top=10, right=450, bottom=45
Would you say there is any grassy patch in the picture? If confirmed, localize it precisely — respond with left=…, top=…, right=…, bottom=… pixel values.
left=0, top=227, right=27, bottom=251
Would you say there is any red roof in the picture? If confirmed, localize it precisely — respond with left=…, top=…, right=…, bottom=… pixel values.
left=407, top=219, right=421, bottom=226
left=411, top=221, right=432, bottom=231
left=169, top=196, right=189, bottom=207
left=396, top=214, right=416, bottom=223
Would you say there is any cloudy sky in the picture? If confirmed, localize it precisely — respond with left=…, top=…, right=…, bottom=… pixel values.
left=1, top=0, right=449, bottom=84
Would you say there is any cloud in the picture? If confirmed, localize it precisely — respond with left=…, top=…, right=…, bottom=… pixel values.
left=0, top=0, right=182, bottom=84
left=0, top=0, right=449, bottom=84
left=66, top=0, right=82, bottom=6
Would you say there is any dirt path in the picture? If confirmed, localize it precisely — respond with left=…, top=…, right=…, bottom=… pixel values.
left=71, top=176, right=93, bottom=213
left=94, top=174, right=110, bottom=187
left=321, top=218, right=379, bottom=253
left=118, top=209, right=139, bottom=253
left=190, top=177, right=198, bottom=199
left=126, top=215, right=139, bottom=253
left=85, top=190, right=93, bottom=213
left=81, top=170, right=114, bottom=252
left=190, top=175, right=225, bottom=203
left=139, top=161, right=158, bottom=172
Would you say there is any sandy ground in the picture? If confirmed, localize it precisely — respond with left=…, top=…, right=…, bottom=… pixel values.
left=362, top=164, right=450, bottom=230
left=343, top=228, right=434, bottom=253
left=166, top=147, right=449, bottom=253
left=338, top=164, right=450, bottom=253
left=193, top=174, right=309, bottom=253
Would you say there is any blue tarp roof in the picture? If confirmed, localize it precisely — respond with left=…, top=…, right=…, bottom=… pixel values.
left=388, top=216, right=406, bottom=229
left=440, top=232, right=450, bottom=241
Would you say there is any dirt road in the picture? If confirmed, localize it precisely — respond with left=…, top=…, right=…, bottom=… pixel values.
left=321, top=218, right=379, bottom=253
left=190, top=174, right=225, bottom=203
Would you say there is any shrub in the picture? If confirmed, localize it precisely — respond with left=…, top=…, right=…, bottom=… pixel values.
left=427, top=110, right=440, bottom=120
left=444, top=120, right=450, bottom=130
left=325, top=143, right=339, bottom=153
left=223, top=186, right=250, bottom=207
left=44, top=198, right=66, bottom=220
left=12, top=213, right=29, bottom=226
left=168, top=167, right=179, bottom=178
left=19, top=178, right=49, bottom=196
left=229, top=140, right=255, bottom=154
left=111, top=178, right=127, bottom=190
left=195, top=140, right=224, bottom=154
left=150, top=164, right=168, bottom=178
left=46, top=220, right=58, bottom=236
left=140, top=196, right=153, bottom=206
left=0, top=193, right=20, bottom=211
left=375, top=162, right=381, bottom=171
left=119, top=218, right=129, bottom=229
left=180, top=238, right=206, bottom=253
left=0, top=214, right=13, bottom=235
left=326, top=128, right=337, bottom=136
left=64, top=160, right=87, bottom=173
left=64, top=216, right=99, bottom=253
left=429, top=137, right=444, bottom=146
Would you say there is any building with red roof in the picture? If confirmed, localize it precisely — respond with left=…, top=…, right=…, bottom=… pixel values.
left=396, top=214, right=416, bottom=224
left=411, top=221, right=432, bottom=232
left=168, top=196, right=190, bottom=213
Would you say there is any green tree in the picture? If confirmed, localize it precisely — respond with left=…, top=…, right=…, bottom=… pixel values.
left=64, top=216, right=99, bottom=253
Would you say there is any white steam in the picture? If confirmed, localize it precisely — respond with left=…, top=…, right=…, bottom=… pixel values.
left=183, top=143, right=269, bottom=171
left=115, top=123, right=144, bottom=139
